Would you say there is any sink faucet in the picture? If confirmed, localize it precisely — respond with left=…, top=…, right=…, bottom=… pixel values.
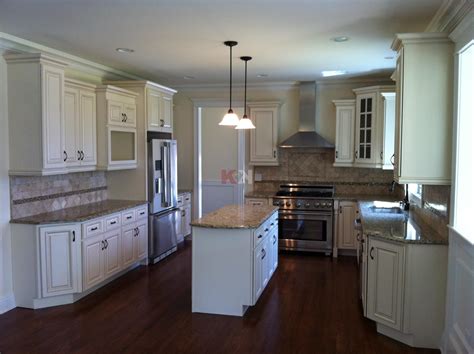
left=400, top=184, right=410, bottom=211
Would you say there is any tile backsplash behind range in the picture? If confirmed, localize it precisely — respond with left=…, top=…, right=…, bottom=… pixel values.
left=253, top=148, right=399, bottom=196
left=10, top=171, right=107, bottom=219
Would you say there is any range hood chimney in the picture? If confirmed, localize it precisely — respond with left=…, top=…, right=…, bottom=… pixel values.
left=279, top=82, right=334, bottom=149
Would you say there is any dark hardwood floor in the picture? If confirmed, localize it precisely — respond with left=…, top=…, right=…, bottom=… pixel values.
left=0, top=239, right=439, bottom=354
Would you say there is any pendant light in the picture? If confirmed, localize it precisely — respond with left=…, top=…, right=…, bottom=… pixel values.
left=219, top=41, right=240, bottom=126
left=235, top=56, right=256, bottom=130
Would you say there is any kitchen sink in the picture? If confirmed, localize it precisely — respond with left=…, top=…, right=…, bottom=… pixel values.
left=369, top=205, right=405, bottom=214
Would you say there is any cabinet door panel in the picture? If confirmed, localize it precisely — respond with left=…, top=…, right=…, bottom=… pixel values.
left=40, top=224, right=80, bottom=297
left=367, top=238, right=404, bottom=330
left=338, top=202, right=357, bottom=249
left=253, top=244, right=264, bottom=304
left=80, top=90, right=96, bottom=165
left=123, top=103, right=136, bottom=127
left=122, top=225, right=135, bottom=267
left=108, top=100, right=123, bottom=125
left=104, top=230, right=121, bottom=277
left=83, top=234, right=104, bottom=290
left=64, top=87, right=80, bottom=165
left=147, top=90, right=161, bottom=130
left=251, top=110, right=276, bottom=161
left=42, top=66, right=65, bottom=168
left=135, top=222, right=148, bottom=260
left=271, top=231, right=278, bottom=275
left=183, top=205, right=192, bottom=236
left=161, top=94, right=173, bottom=129
left=335, top=106, right=355, bottom=164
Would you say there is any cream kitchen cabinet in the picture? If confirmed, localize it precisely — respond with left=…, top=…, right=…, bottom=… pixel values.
left=11, top=204, right=148, bottom=309
left=391, top=33, right=453, bottom=184
left=5, top=53, right=68, bottom=175
left=245, top=197, right=271, bottom=206
left=39, top=224, right=82, bottom=298
left=333, top=100, right=356, bottom=167
left=336, top=201, right=358, bottom=250
left=96, top=85, right=138, bottom=170
left=352, top=86, right=395, bottom=169
left=64, top=79, right=97, bottom=171
left=248, top=102, right=280, bottom=166
left=177, top=192, right=192, bottom=242
left=380, top=93, right=396, bottom=170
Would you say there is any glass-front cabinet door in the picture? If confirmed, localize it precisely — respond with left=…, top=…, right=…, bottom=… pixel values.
left=355, top=93, right=376, bottom=165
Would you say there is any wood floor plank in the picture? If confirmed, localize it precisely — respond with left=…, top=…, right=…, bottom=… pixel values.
left=0, top=239, right=439, bottom=354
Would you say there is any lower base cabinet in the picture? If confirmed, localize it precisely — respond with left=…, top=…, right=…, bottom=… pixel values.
left=177, top=192, right=192, bottom=242
left=364, top=236, right=448, bottom=349
left=11, top=204, right=148, bottom=309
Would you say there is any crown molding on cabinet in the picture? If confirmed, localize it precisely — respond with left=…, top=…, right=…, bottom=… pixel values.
left=103, top=80, right=177, bottom=94
left=426, top=0, right=474, bottom=33
left=0, top=32, right=144, bottom=81
left=174, top=81, right=299, bottom=92
left=316, top=76, right=392, bottom=86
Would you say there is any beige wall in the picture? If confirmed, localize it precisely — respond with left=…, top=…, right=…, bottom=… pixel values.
left=0, top=55, right=14, bottom=311
left=173, top=78, right=393, bottom=191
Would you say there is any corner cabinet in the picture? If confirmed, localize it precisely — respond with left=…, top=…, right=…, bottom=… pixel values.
left=352, top=86, right=395, bottom=169
left=5, top=53, right=68, bottom=175
left=391, top=33, right=453, bottom=184
left=248, top=102, right=280, bottom=166
left=64, top=79, right=97, bottom=172
left=96, top=85, right=138, bottom=171
left=332, top=100, right=355, bottom=167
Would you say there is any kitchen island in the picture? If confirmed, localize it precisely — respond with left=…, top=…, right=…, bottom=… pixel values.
left=191, top=204, right=279, bottom=316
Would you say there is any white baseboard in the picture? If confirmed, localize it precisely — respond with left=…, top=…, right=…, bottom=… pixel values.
left=0, top=293, right=16, bottom=314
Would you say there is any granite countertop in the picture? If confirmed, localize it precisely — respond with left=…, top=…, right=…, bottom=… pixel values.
left=244, top=191, right=276, bottom=199
left=10, top=200, right=148, bottom=225
left=358, top=201, right=448, bottom=245
left=334, top=193, right=400, bottom=202
left=191, top=204, right=278, bottom=229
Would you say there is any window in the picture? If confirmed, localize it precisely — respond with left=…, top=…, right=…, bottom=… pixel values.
left=408, top=183, right=422, bottom=204
left=453, top=40, right=474, bottom=242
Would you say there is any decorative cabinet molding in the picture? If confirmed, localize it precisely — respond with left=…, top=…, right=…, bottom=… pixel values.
left=5, top=53, right=68, bottom=176
left=248, top=102, right=280, bottom=166
left=352, top=86, right=395, bottom=169
left=96, top=85, right=138, bottom=171
left=64, top=79, right=97, bottom=172
left=332, top=100, right=355, bottom=167
left=391, top=33, right=454, bottom=184
left=11, top=205, right=148, bottom=309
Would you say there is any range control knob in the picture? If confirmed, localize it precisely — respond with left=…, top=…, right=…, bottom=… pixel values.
left=305, top=203, right=311, bottom=208
left=296, top=202, right=301, bottom=208
left=314, top=202, right=320, bottom=208
left=286, top=201, right=291, bottom=207
left=321, top=202, right=327, bottom=207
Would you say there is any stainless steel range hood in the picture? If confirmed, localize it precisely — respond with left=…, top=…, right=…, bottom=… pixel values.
left=279, top=82, right=335, bottom=149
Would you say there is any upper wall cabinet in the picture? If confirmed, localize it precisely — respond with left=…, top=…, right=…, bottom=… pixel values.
left=248, top=102, right=280, bottom=166
left=96, top=85, right=138, bottom=171
left=352, top=86, right=395, bottom=169
left=104, top=81, right=177, bottom=134
left=391, top=33, right=453, bottom=185
left=64, top=79, right=97, bottom=172
left=5, top=53, right=68, bottom=176
left=333, top=99, right=355, bottom=167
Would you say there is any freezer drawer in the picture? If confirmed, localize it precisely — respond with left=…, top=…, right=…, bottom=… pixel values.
left=148, top=209, right=178, bottom=264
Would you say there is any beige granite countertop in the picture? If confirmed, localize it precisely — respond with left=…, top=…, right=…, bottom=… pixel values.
left=191, top=204, right=278, bottom=229
left=10, top=200, right=147, bottom=225
left=358, top=201, right=448, bottom=245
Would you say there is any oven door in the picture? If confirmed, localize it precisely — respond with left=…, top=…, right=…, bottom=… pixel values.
left=278, top=210, right=333, bottom=253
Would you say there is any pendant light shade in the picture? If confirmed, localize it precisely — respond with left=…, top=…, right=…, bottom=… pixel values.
left=219, top=41, right=240, bottom=126
left=235, top=56, right=256, bottom=130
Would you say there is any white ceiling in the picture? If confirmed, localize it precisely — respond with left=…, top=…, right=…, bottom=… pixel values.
left=0, top=0, right=442, bottom=86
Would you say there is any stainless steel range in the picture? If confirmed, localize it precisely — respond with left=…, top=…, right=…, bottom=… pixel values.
left=272, top=184, right=334, bottom=255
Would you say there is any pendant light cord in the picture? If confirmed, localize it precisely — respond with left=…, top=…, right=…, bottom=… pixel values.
left=229, top=45, right=233, bottom=111
left=244, top=59, right=247, bottom=116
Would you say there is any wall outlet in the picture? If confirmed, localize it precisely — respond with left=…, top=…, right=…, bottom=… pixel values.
left=254, top=173, right=262, bottom=182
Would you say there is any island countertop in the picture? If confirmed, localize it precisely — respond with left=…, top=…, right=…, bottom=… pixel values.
left=10, top=199, right=147, bottom=225
left=191, top=204, right=278, bottom=229
left=358, top=201, right=448, bottom=245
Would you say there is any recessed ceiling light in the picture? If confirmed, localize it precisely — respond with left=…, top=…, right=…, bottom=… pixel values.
left=116, top=48, right=134, bottom=53
left=183, top=75, right=195, bottom=80
left=322, top=70, right=347, bottom=77
left=384, top=56, right=394, bottom=59
left=331, top=36, right=349, bottom=42
left=257, top=74, right=268, bottom=78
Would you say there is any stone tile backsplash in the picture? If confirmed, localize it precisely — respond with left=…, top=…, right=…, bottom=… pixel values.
left=253, top=148, right=397, bottom=195
left=411, top=185, right=450, bottom=236
left=10, top=171, right=107, bottom=219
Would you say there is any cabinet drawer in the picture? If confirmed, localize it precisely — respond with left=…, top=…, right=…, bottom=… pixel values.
left=135, top=206, right=148, bottom=220
left=105, top=214, right=121, bottom=231
left=83, top=219, right=103, bottom=238
left=254, top=221, right=272, bottom=248
left=121, top=210, right=136, bottom=225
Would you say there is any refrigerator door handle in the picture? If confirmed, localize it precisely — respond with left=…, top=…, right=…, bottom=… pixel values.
left=162, top=143, right=169, bottom=207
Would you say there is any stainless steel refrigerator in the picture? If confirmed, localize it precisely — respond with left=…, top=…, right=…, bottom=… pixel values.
left=148, top=139, right=179, bottom=264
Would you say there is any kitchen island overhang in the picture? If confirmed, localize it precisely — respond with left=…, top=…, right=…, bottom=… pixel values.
left=191, top=205, right=279, bottom=316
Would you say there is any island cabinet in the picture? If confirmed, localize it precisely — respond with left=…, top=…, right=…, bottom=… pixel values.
left=5, top=53, right=69, bottom=176
left=10, top=202, right=148, bottom=309
left=192, top=206, right=279, bottom=316
left=391, top=33, right=454, bottom=184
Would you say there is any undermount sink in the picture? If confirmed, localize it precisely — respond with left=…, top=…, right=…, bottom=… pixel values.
left=369, top=205, right=405, bottom=214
